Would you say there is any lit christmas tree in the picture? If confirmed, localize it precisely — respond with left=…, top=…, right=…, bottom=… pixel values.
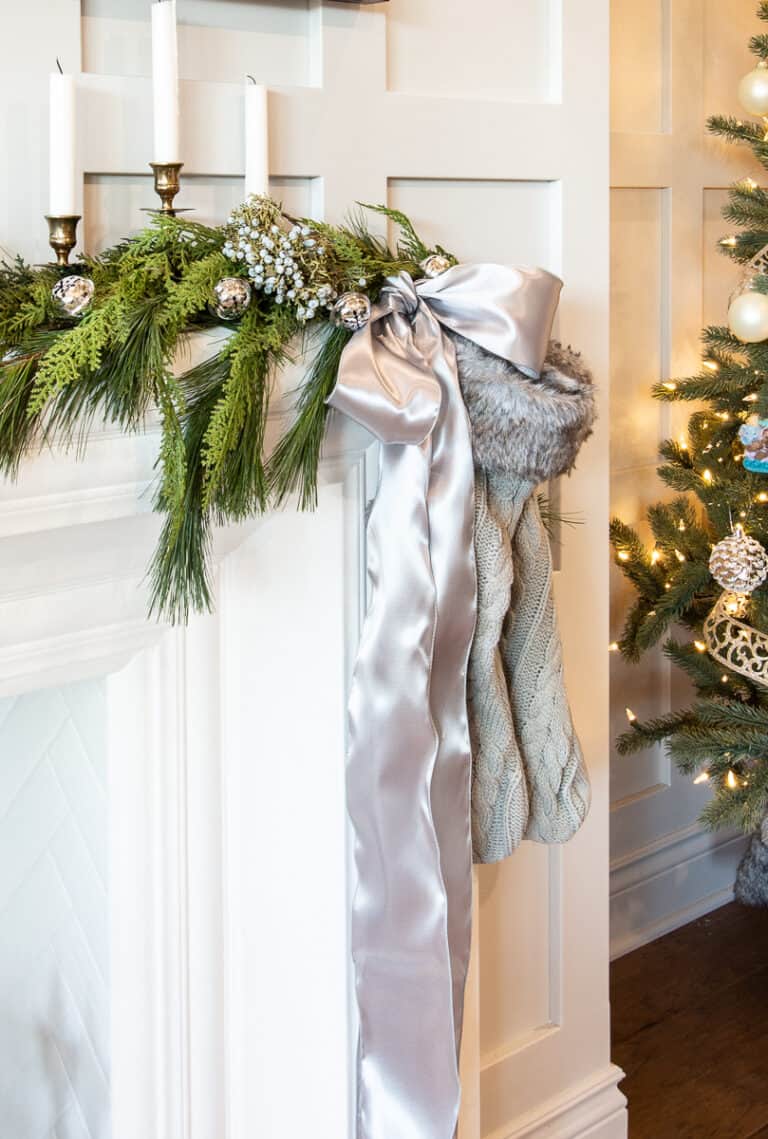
left=611, top=2, right=768, bottom=906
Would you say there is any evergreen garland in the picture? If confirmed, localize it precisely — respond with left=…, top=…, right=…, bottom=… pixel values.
left=611, top=2, right=768, bottom=834
left=0, top=199, right=451, bottom=622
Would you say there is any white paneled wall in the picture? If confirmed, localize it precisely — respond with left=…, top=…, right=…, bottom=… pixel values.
left=0, top=681, right=109, bottom=1139
left=0, top=2, right=617, bottom=1137
left=609, top=0, right=764, bottom=956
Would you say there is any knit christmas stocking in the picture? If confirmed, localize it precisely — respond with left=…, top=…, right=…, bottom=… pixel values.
left=497, top=477, right=591, bottom=844
left=452, top=332, right=597, bottom=864
left=468, top=469, right=531, bottom=862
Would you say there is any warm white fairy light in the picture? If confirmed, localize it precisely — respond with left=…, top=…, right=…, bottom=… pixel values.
left=618, top=550, right=629, bottom=561
left=651, top=548, right=662, bottom=564
left=694, top=771, right=710, bottom=784
left=703, top=469, right=713, bottom=483
left=674, top=548, right=686, bottom=562
left=720, top=235, right=739, bottom=247
left=726, top=769, right=739, bottom=789
left=703, top=360, right=720, bottom=372
left=663, top=382, right=677, bottom=392
left=625, top=707, right=637, bottom=723
left=694, top=640, right=707, bottom=652
left=609, top=642, right=619, bottom=652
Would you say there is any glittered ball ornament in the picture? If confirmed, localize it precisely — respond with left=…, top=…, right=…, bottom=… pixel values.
left=51, top=275, right=94, bottom=318
left=739, top=61, right=768, bottom=117
left=728, top=288, right=768, bottom=343
left=709, top=527, right=768, bottom=594
left=211, top=277, right=252, bottom=321
left=420, top=254, right=452, bottom=279
left=332, top=292, right=371, bottom=332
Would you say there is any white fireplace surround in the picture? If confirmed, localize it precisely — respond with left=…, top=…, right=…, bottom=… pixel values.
left=0, top=381, right=373, bottom=1138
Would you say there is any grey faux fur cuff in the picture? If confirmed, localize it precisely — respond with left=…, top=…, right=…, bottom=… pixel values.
left=450, top=332, right=596, bottom=482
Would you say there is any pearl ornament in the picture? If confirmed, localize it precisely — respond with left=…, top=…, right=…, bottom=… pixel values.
left=739, top=61, right=768, bottom=117
left=728, top=288, right=768, bottom=343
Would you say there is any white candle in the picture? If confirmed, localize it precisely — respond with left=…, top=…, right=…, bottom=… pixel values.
left=151, top=0, right=180, bottom=164
left=49, top=69, right=78, bottom=217
left=244, top=78, right=269, bottom=199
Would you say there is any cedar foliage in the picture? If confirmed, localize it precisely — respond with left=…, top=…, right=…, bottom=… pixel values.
left=0, top=203, right=445, bottom=621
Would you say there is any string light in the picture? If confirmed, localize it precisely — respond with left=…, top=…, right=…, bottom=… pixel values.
left=703, top=469, right=713, bottom=483
left=720, top=235, right=739, bottom=247
left=744, top=178, right=758, bottom=190
left=694, top=771, right=710, bottom=784
left=609, top=642, right=619, bottom=652
left=625, top=707, right=637, bottom=723
left=674, top=548, right=686, bottom=562
left=694, top=640, right=707, bottom=652
left=757, top=492, right=768, bottom=502
left=651, top=548, right=662, bottom=564
left=618, top=550, right=630, bottom=561
left=679, top=436, right=689, bottom=450
left=726, top=769, right=739, bottom=789
left=721, top=674, right=729, bottom=684
left=703, top=360, right=720, bottom=372
left=717, top=411, right=730, bottom=421
left=663, top=382, right=677, bottom=392
left=744, top=393, right=759, bottom=402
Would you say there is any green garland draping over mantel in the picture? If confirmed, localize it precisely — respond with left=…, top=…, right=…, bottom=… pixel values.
left=0, top=198, right=454, bottom=620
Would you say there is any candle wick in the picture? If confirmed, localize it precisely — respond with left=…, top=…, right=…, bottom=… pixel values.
left=247, top=75, right=257, bottom=84
left=56, top=57, right=64, bottom=75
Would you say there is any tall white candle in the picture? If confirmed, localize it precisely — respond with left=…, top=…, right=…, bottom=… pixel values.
left=244, top=78, right=269, bottom=199
left=49, top=69, right=78, bottom=217
left=151, top=0, right=180, bottom=164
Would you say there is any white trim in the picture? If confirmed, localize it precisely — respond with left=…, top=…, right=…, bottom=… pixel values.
left=610, top=885, right=737, bottom=961
left=485, top=1065, right=627, bottom=1139
left=610, top=822, right=747, bottom=958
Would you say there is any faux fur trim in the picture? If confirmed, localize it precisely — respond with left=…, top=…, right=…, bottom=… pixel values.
left=450, top=332, right=597, bottom=481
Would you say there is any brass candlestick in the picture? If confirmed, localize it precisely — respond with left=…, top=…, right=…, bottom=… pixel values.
left=150, top=162, right=184, bottom=215
left=46, top=215, right=81, bottom=266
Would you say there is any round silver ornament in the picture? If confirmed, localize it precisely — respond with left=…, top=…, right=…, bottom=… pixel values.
left=420, top=254, right=452, bottom=279
left=709, top=527, right=768, bottom=594
left=51, top=275, right=94, bottom=318
left=212, top=277, right=252, bottom=321
left=331, top=291, right=371, bottom=332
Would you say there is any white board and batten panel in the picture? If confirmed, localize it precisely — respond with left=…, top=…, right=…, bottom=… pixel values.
left=610, top=0, right=762, bottom=957
left=0, top=2, right=618, bottom=1138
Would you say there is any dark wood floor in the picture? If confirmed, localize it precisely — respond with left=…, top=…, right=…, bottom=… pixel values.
left=611, top=902, right=768, bottom=1138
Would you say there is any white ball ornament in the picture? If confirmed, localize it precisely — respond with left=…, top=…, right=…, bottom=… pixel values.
left=739, top=61, right=768, bottom=117
left=728, top=288, right=768, bottom=343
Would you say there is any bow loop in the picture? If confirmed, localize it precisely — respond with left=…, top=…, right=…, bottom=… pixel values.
left=327, top=261, right=562, bottom=449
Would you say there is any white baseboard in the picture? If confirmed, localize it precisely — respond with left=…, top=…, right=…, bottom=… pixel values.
left=610, top=822, right=748, bottom=959
left=489, top=1065, right=627, bottom=1139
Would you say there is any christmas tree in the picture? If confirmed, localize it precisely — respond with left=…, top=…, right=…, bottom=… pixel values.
left=611, top=2, right=768, bottom=904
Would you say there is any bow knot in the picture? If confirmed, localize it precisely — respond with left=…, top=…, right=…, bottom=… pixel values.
left=328, top=262, right=562, bottom=445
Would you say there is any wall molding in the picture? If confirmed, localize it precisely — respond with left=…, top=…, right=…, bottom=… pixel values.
left=488, top=1065, right=627, bottom=1139
left=610, top=821, right=747, bottom=959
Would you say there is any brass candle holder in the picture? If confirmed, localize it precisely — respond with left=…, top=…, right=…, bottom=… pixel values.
left=46, top=215, right=81, bottom=267
left=150, top=162, right=184, bottom=215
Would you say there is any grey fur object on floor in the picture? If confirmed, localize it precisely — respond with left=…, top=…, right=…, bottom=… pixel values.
left=450, top=332, right=597, bottom=481
left=735, top=818, right=768, bottom=908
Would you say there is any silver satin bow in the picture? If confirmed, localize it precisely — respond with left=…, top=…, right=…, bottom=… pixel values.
left=328, top=263, right=562, bottom=1139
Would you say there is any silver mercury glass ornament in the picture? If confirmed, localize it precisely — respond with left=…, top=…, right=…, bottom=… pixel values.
left=332, top=291, right=371, bottom=332
left=420, top=254, right=452, bottom=279
left=51, top=275, right=95, bottom=318
left=211, top=277, right=252, bottom=321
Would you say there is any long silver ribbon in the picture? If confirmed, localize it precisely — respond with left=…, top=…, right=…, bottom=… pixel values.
left=328, top=264, right=562, bottom=1139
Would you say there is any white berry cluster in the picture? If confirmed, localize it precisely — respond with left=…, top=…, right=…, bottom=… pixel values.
left=222, top=197, right=338, bottom=323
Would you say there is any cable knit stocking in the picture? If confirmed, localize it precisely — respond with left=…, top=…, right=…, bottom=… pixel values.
left=499, top=479, right=591, bottom=842
left=452, top=331, right=596, bottom=864
left=468, top=470, right=532, bottom=863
